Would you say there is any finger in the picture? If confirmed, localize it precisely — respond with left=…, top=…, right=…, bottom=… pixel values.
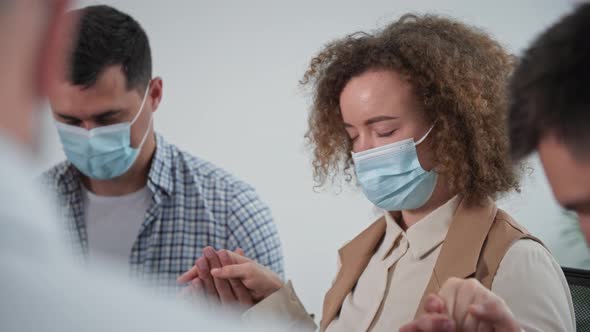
left=203, top=247, right=236, bottom=304
left=399, top=314, right=456, bottom=332
left=211, top=263, right=251, bottom=280
left=196, top=256, right=219, bottom=301
left=219, top=250, right=254, bottom=306
left=462, top=312, right=479, bottom=332
left=468, top=301, right=519, bottom=330
left=454, top=279, right=479, bottom=326
left=235, top=248, right=245, bottom=256
left=225, top=250, right=252, bottom=264
left=438, top=277, right=462, bottom=318
left=425, top=294, right=447, bottom=314
left=476, top=322, right=494, bottom=332
left=177, top=264, right=199, bottom=284
left=398, top=322, right=420, bottom=332
left=218, top=250, right=236, bottom=267
left=468, top=284, right=494, bottom=332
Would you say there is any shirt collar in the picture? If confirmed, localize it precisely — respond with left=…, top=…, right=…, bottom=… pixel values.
left=146, top=133, right=174, bottom=199
left=56, top=162, right=82, bottom=198
left=382, top=195, right=460, bottom=260
left=406, top=195, right=460, bottom=259
left=379, top=211, right=403, bottom=260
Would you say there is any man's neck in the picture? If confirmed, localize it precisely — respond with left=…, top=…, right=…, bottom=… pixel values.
left=83, top=134, right=156, bottom=197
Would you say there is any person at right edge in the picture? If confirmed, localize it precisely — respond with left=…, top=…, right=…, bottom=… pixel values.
left=178, top=13, right=575, bottom=332
left=399, top=4, right=590, bottom=331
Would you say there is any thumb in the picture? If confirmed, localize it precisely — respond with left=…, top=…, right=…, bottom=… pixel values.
left=425, top=294, right=447, bottom=314
left=211, top=263, right=249, bottom=280
left=223, top=249, right=251, bottom=264
left=469, top=301, right=519, bottom=330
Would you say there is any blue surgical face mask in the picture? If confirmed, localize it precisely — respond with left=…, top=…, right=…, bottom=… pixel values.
left=352, top=126, right=437, bottom=211
left=55, top=87, right=152, bottom=180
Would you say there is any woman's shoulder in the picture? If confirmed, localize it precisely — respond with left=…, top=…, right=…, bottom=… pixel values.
left=492, top=239, right=575, bottom=331
left=494, top=238, right=566, bottom=288
left=502, top=238, right=555, bottom=266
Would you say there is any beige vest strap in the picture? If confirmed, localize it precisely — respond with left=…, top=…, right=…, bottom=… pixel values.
left=474, top=210, right=542, bottom=289
left=414, top=198, right=498, bottom=317
left=319, top=218, right=386, bottom=332
left=414, top=207, right=543, bottom=318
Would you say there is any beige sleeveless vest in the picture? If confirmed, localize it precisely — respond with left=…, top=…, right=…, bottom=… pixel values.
left=319, top=197, right=542, bottom=331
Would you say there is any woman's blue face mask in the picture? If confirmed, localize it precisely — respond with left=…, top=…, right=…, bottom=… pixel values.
left=352, top=126, right=437, bottom=211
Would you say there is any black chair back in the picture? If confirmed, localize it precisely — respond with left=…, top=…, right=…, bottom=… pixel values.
left=564, top=267, right=590, bottom=331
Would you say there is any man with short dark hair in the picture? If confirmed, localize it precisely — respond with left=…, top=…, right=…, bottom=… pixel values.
left=508, top=2, right=590, bottom=241
left=42, top=5, right=284, bottom=288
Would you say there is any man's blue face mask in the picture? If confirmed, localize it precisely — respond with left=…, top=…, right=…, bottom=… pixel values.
left=352, top=126, right=437, bottom=211
left=55, top=86, right=152, bottom=180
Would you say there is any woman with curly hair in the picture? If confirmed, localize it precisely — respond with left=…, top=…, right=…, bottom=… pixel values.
left=179, top=14, right=574, bottom=331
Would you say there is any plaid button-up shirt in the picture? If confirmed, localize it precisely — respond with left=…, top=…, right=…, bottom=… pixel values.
left=41, top=133, right=284, bottom=287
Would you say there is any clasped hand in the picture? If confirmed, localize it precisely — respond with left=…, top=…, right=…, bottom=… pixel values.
left=177, top=247, right=284, bottom=309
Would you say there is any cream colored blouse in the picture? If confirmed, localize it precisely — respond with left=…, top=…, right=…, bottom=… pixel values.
left=244, top=197, right=575, bottom=331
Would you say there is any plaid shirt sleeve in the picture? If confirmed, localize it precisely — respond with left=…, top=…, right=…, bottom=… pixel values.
left=226, top=184, right=285, bottom=279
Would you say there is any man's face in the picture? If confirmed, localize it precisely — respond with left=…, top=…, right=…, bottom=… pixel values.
left=538, top=133, right=590, bottom=242
left=49, top=66, right=154, bottom=148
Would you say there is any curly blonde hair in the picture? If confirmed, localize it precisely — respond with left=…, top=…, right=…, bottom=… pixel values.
left=302, top=14, right=519, bottom=204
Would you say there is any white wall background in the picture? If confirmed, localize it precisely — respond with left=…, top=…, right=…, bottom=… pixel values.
left=35, top=0, right=590, bottom=316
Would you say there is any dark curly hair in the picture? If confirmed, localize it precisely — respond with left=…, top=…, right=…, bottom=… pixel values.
left=302, top=14, right=519, bottom=205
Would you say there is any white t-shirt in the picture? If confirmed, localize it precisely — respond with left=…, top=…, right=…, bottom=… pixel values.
left=84, top=186, right=152, bottom=265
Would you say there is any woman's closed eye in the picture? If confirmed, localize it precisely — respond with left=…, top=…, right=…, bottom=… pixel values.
left=377, top=129, right=396, bottom=137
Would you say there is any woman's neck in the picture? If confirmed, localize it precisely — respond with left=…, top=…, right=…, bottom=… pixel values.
left=398, top=177, right=454, bottom=230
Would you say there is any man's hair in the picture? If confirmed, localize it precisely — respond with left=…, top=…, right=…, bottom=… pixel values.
left=68, top=5, right=152, bottom=92
left=509, top=3, right=590, bottom=161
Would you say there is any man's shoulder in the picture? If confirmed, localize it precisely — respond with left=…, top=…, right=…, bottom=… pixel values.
left=161, top=138, right=254, bottom=194
left=39, top=160, right=73, bottom=189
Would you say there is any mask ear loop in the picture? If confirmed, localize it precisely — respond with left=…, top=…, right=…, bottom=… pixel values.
left=130, top=84, right=151, bottom=125
left=135, top=116, right=153, bottom=150
left=415, top=125, right=435, bottom=146
left=131, top=82, right=153, bottom=149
